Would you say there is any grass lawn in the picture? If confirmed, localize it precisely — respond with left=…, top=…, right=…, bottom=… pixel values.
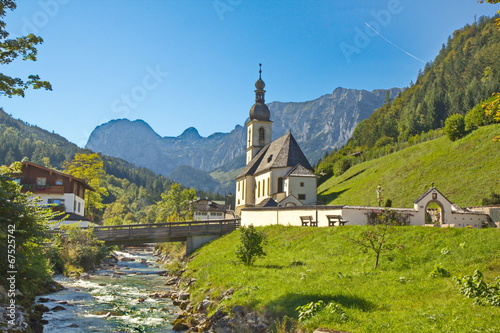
left=184, top=225, right=500, bottom=333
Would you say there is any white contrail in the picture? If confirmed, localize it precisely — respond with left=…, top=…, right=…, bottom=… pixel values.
left=364, top=22, right=426, bottom=64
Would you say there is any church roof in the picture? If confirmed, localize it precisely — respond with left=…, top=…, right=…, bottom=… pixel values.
left=284, top=164, right=316, bottom=178
left=237, top=132, right=313, bottom=178
left=257, top=198, right=278, bottom=207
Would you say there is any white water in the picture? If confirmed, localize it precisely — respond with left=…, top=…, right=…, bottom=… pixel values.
left=36, top=247, right=177, bottom=332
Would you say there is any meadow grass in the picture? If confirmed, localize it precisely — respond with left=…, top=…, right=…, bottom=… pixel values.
left=184, top=225, right=500, bottom=333
left=317, top=124, right=500, bottom=207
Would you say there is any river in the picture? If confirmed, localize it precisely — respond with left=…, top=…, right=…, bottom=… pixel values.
left=35, top=247, right=178, bottom=332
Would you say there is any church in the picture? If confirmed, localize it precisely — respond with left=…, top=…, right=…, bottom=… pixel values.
left=235, top=66, right=317, bottom=214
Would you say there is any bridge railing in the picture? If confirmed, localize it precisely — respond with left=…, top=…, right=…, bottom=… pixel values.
left=92, top=219, right=241, bottom=242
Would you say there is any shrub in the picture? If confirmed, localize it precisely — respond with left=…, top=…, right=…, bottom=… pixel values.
left=444, top=114, right=466, bottom=141
left=49, top=225, right=111, bottom=275
left=333, top=156, right=354, bottom=177
left=429, top=263, right=451, bottom=278
left=454, top=270, right=500, bottom=306
left=465, top=103, right=495, bottom=131
left=482, top=192, right=500, bottom=205
left=236, top=225, right=267, bottom=266
left=296, top=300, right=348, bottom=323
left=296, top=300, right=326, bottom=322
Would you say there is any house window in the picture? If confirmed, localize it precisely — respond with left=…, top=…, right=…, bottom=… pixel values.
left=55, top=179, right=63, bottom=185
left=300, top=182, right=304, bottom=187
left=37, top=177, right=46, bottom=186
left=298, top=194, right=306, bottom=201
left=48, top=198, right=65, bottom=205
left=78, top=202, right=81, bottom=213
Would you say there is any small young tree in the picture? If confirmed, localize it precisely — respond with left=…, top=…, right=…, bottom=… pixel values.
left=236, top=225, right=267, bottom=266
left=353, top=209, right=405, bottom=269
left=352, top=224, right=396, bottom=269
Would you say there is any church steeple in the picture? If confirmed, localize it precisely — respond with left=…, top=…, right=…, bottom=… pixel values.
left=249, top=63, right=270, bottom=121
left=246, top=64, right=273, bottom=164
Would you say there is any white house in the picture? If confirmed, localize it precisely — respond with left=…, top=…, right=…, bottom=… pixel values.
left=235, top=65, right=317, bottom=214
left=19, top=161, right=95, bottom=228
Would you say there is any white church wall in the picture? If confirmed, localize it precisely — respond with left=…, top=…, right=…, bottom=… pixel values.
left=287, top=176, right=317, bottom=206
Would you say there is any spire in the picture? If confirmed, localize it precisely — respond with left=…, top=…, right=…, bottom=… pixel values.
left=249, top=63, right=270, bottom=121
left=255, top=63, right=265, bottom=93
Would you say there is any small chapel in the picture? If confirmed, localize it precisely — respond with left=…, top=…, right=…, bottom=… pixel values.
left=235, top=65, right=317, bottom=214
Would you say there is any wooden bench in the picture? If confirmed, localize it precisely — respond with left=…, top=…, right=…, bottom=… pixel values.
left=300, top=216, right=318, bottom=227
left=326, top=215, right=348, bottom=226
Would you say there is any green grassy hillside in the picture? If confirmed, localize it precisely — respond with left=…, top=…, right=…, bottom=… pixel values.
left=317, top=124, right=500, bottom=208
left=184, top=225, right=500, bottom=333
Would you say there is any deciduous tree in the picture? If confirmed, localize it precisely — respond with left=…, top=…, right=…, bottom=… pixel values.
left=64, top=153, right=108, bottom=221
left=0, top=0, right=51, bottom=97
left=155, top=183, right=196, bottom=222
left=0, top=162, right=54, bottom=297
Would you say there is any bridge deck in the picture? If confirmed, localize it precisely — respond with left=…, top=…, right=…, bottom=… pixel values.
left=93, top=219, right=240, bottom=245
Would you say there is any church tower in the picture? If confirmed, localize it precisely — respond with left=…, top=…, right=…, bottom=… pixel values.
left=246, top=64, right=273, bottom=164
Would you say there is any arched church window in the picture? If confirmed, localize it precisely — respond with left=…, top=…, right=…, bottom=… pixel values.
left=258, top=127, right=265, bottom=146
left=277, top=177, right=284, bottom=193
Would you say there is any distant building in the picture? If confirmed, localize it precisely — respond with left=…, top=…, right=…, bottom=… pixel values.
left=235, top=65, right=317, bottom=214
left=18, top=161, right=95, bottom=228
left=191, top=198, right=234, bottom=220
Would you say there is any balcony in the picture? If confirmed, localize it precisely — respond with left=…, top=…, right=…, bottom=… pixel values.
left=21, top=184, right=64, bottom=194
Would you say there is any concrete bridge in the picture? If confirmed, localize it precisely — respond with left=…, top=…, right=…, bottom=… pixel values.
left=93, top=219, right=240, bottom=253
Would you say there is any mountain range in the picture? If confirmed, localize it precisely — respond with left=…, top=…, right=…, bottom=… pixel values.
left=86, top=87, right=401, bottom=193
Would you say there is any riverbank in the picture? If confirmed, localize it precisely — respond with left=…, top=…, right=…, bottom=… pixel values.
left=166, top=225, right=500, bottom=333
left=31, top=246, right=178, bottom=332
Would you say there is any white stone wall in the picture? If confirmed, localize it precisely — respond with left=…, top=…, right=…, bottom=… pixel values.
left=241, top=205, right=488, bottom=228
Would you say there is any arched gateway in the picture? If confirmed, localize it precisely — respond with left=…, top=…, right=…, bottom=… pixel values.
left=414, top=187, right=453, bottom=226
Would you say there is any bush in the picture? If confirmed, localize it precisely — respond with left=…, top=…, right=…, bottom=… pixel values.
left=482, top=192, right=500, bottom=205
left=465, top=103, right=495, bottom=131
left=454, top=270, right=500, bottom=306
left=236, top=225, right=267, bottom=266
left=333, top=156, right=355, bottom=177
left=49, top=225, right=111, bottom=276
left=444, top=114, right=466, bottom=141
left=429, top=263, right=451, bottom=278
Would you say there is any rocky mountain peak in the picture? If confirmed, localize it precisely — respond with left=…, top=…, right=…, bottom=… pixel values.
left=86, top=86, right=402, bottom=193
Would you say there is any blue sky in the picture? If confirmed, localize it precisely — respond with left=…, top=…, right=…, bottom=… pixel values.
left=1, top=0, right=498, bottom=147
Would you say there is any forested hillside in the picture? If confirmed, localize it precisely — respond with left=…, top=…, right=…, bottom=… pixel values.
left=0, top=108, right=174, bottom=198
left=316, top=15, right=500, bottom=181
left=350, top=16, right=499, bottom=147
